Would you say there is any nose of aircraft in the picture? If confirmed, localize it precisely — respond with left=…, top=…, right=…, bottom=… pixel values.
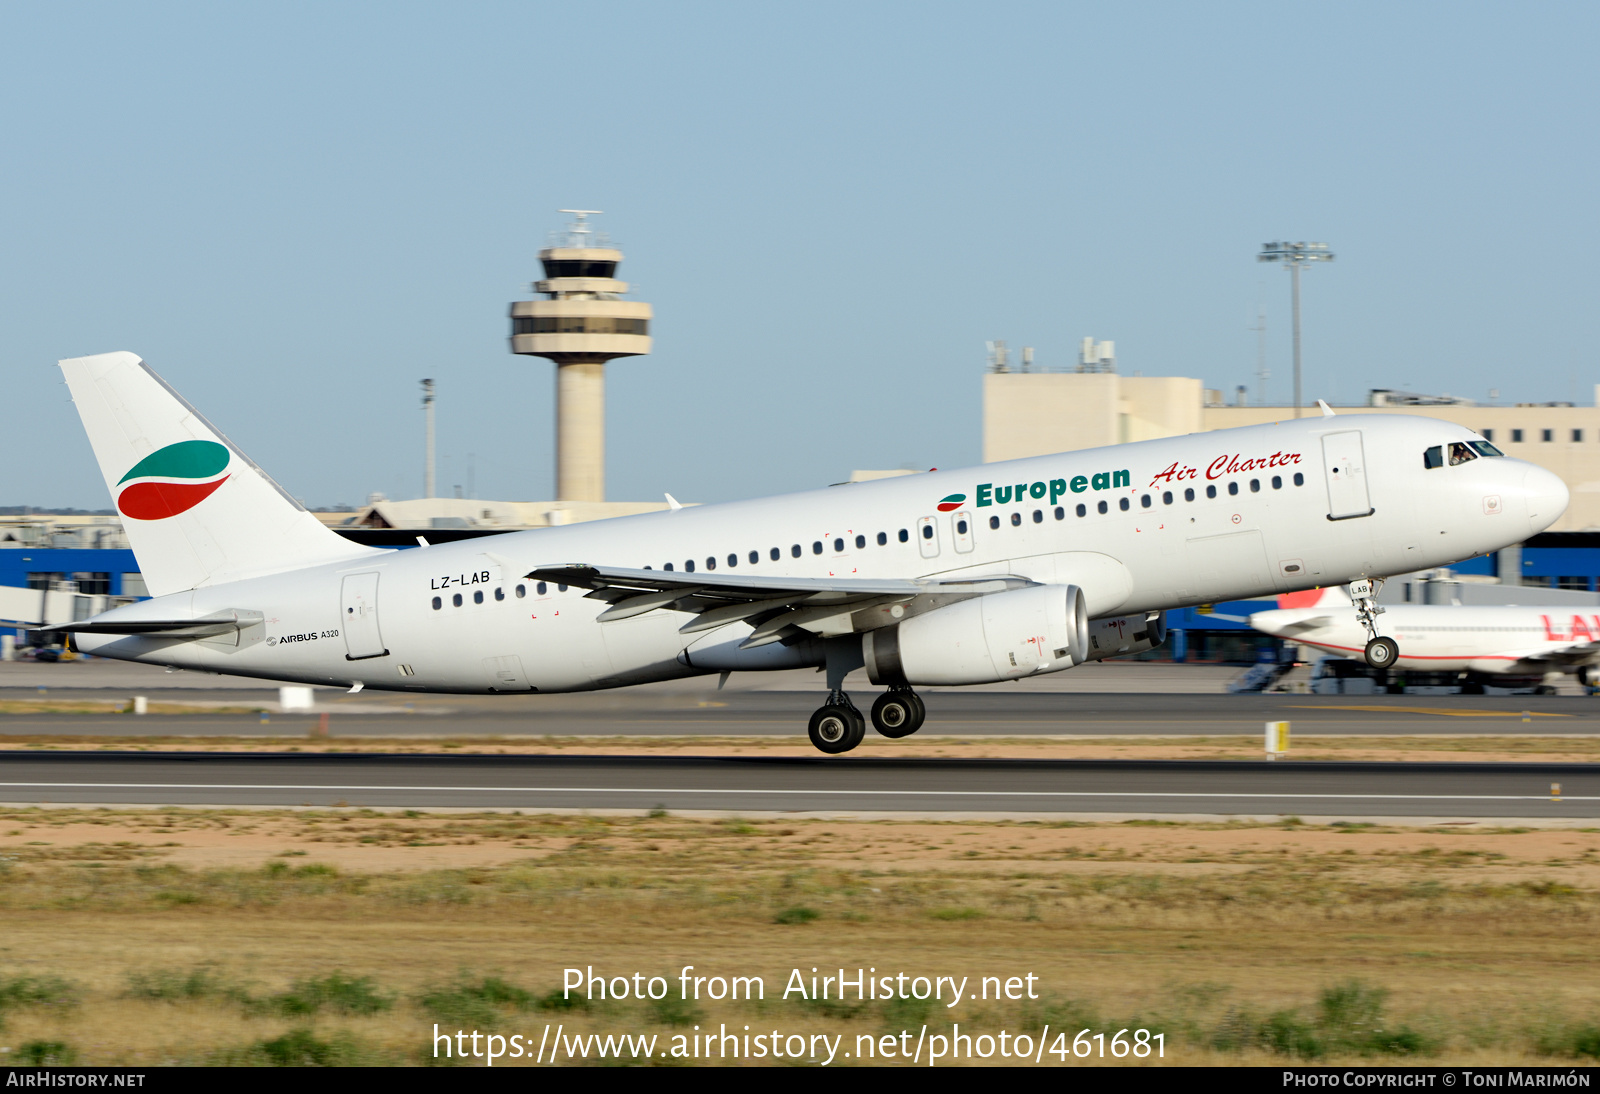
left=1522, top=464, right=1569, bottom=534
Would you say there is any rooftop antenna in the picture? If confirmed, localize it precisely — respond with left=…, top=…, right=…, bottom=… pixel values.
left=420, top=379, right=436, bottom=499
left=1248, top=308, right=1267, bottom=405
left=557, top=209, right=604, bottom=248
left=986, top=340, right=1009, bottom=373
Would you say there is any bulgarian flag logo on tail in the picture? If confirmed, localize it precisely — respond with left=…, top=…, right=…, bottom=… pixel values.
left=115, top=440, right=232, bottom=520
left=936, top=493, right=966, bottom=513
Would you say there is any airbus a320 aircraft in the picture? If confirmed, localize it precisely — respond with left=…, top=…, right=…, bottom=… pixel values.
left=1251, top=585, right=1600, bottom=685
left=50, top=352, right=1567, bottom=753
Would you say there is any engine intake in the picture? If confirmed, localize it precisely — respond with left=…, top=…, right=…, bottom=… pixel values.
left=863, top=584, right=1089, bottom=686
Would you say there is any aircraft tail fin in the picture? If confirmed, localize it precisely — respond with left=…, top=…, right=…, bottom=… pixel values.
left=1276, top=585, right=1349, bottom=610
left=59, top=351, right=383, bottom=596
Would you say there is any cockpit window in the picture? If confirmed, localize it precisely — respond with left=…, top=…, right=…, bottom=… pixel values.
left=1423, top=445, right=1443, bottom=469
left=1448, top=442, right=1477, bottom=466
left=1470, top=440, right=1504, bottom=458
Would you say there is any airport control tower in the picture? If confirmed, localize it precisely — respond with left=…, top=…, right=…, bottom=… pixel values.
left=509, top=210, right=652, bottom=502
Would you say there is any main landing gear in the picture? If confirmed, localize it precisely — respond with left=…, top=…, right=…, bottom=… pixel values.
left=808, top=636, right=927, bottom=754
left=1347, top=578, right=1399, bottom=669
left=807, top=687, right=927, bottom=754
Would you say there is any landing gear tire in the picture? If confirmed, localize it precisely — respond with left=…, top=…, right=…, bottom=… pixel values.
left=808, top=703, right=866, bottom=754
left=1364, top=636, right=1399, bottom=669
left=871, top=690, right=925, bottom=738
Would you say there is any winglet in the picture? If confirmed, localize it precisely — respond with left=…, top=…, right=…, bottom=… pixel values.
left=1317, top=399, right=1335, bottom=417
left=664, top=493, right=683, bottom=511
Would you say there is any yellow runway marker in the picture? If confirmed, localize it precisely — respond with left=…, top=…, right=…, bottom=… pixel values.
left=1286, top=705, right=1571, bottom=718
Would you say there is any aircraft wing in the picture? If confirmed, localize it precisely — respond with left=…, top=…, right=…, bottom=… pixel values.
left=1488, top=643, right=1600, bottom=669
left=526, top=563, right=1027, bottom=647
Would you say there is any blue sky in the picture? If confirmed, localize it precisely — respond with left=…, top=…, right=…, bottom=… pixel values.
left=3, top=1, right=1596, bottom=509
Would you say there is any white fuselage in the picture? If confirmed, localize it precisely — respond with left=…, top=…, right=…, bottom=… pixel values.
left=74, top=414, right=1565, bottom=694
left=1251, top=601, right=1600, bottom=675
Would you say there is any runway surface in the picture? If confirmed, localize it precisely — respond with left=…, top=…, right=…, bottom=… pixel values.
left=2, top=690, right=1596, bottom=738
left=0, top=752, right=1594, bottom=817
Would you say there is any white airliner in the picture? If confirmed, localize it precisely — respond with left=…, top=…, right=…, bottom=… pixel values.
left=49, top=352, right=1567, bottom=753
left=1250, top=585, right=1600, bottom=683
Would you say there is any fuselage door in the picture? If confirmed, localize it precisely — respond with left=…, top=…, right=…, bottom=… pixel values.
left=917, top=516, right=941, bottom=559
left=340, top=572, right=388, bottom=660
left=1321, top=431, right=1374, bottom=520
left=952, top=511, right=974, bottom=554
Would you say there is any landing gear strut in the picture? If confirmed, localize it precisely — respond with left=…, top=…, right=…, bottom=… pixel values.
left=870, top=687, right=925, bottom=738
left=1347, top=578, right=1399, bottom=669
left=809, top=636, right=868, bottom=754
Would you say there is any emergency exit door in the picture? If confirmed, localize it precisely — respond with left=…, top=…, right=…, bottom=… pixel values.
left=341, top=572, right=388, bottom=660
left=1321, top=431, right=1373, bottom=521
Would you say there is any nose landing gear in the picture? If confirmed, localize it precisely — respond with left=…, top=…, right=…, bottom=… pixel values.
left=1347, top=578, right=1399, bottom=668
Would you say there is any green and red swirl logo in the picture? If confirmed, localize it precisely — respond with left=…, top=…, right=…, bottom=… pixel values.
left=936, top=493, right=966, bottom=513
left=115, top=440, right=231, bottom=520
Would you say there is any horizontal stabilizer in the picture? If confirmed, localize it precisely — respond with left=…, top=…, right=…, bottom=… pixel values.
left=38, top=609, right=263, bottom=639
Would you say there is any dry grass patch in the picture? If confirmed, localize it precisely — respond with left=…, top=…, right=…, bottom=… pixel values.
left=0, top=809, right=1598, bottom=1065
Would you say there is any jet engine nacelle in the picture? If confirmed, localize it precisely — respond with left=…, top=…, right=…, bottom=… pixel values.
left=862, top=584, right=1089, bottom=686
left=1082, top=610, right=1168, bottom=662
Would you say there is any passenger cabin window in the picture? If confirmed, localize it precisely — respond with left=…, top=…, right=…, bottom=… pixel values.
left=1227, top=482, right=1239, bottom=496
left=1075, top=503, right=1086, bottom=517
left=706, top=557, right=717, bottom=570
left=1423, top=446, right=1443, bottom=469
left=515, top=584, right=526, bottom=597
left=1011, top=512, right=1021, bottom=526
left=898, top=529, right=909, bottom=543
left=494, top=587, right=505, bottom=601
left=855, top=535, right=865, bottom=549
left=833, top=538, right=844, bottom=552
left=1141, top=494, right=1152, bottom=508
left=1271, top=476, right=1282, bottom=489
left=431, top=596, right=441, bottom=610
left=1119, top=497, right=1130, bottom=511
left=876, top=532, right=887, bottom=546
left=1054, top=506, right=1064, bottom=520
left=1162, top=491, right=1172, bottom=504
left=686, top=560, right=696, bottom=572
left=1097, top=500, right=1108, bottom=514
left=1184, top=487, right=1195, bottom=502
left=1249, top=479, right=1260, bottom=493
left=452, top=593, right=462, bottom=607
left=473, top=590, right=484, bottom=604
left=769, top=548, right=779, bottom=561
left=1448, top=442, right=1477, bottom=466
left=747, top=551, right=757, bottom=564
left=728, top=554, right=738, bottom=567
left=791, top=545, right=801, bottom=557
left=1033, top=509, right=1043, bottom=523
left=1293, top=473, right=1304, bottom=486
left=1206, top=485, right=1217, bottom=499
left=812, top=542, right=822, bottom=554
left=989, top=515, right=1000, bottom=529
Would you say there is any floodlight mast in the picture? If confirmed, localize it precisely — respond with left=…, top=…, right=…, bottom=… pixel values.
left=1257, top=241, right=1334, bottom=418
